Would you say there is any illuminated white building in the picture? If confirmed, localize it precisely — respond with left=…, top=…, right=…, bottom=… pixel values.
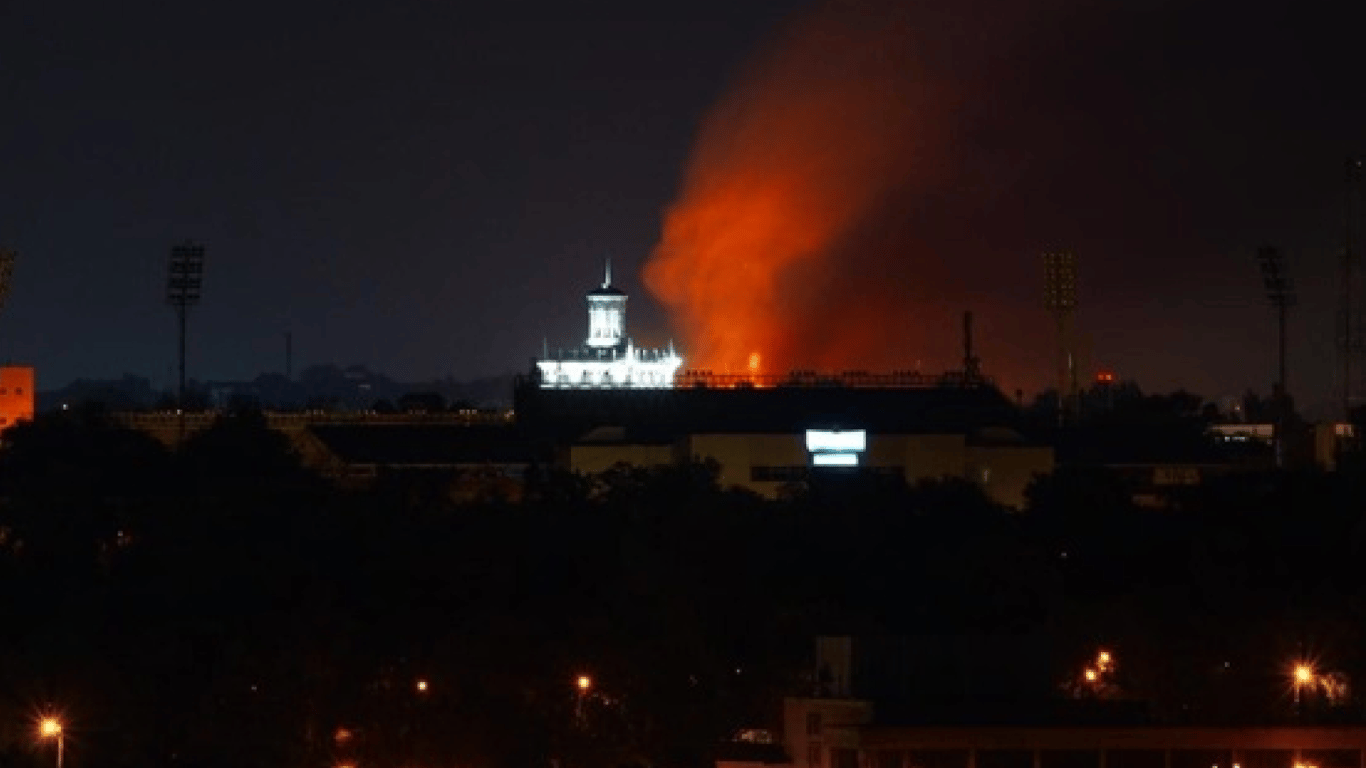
left=536, top=263, right=683, bottom=389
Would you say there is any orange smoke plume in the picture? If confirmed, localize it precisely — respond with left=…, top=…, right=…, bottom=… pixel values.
left=644, top=0, right=1072, bottom=390
left=645, top=1, right=954, bottom=375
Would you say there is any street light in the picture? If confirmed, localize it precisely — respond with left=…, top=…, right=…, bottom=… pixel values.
left=38, top=717, right=63, bottom=768
left=574, top=674, right=593, bottom=723
left=1293, top=661, right=1317, bottom=715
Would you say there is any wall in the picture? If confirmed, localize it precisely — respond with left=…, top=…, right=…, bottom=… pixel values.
left=570, top=444, right=677, bottom=475
left=782, top=698, right=875, bottom=768
left=966, top=445, right=1054, bottom=510
left=687, top=433, right=810, bottom=493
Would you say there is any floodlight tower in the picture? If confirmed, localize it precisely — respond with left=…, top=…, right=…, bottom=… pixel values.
left=0, top=249, right=15, bottom=314
left=1339, top=157, right=1365, bottom=420
left=166, top=241, right=205, bottom=424
left=1260, top=247, right=1295, bottom=402
left=1043, top=251, right=1079, bottom=425
left=0, top=250, right=14, bottom=364
left=1259, top=246, right=1295, bottom=467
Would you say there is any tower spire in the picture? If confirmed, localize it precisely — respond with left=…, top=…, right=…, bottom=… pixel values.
left=604, top=258, right=611, bottom=289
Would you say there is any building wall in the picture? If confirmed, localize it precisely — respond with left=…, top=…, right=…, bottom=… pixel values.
left=570, top=444, right=677, bottom=475
left=673, top=433, right=1050, bottom=508
left=687, top=433, right=810, bottom=492
left=893, top=434, right=965, bottom=480
left=782, top=698, right=875, bottom=768
left=853, top=724, right=1366, bottom=758
left=966, top=446, right=1055, bottom=509
left=0, top=366, right=35, bottom=431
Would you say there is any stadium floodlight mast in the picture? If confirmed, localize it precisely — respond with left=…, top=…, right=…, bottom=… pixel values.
left=1259, top=246, right=1295, bottom=467
left=166, top=241, right=205, bottom=438
left=0, top=250, right=14, bottom=360
left=0, top=249, right=15, bottom=311
left=1341, top=157, right=1365, bottom=420
left=1043, top=251, right=1079, bottom=426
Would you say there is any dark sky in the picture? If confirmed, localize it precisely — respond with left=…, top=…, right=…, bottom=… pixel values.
left=1, top=0, right=1364, bottom=416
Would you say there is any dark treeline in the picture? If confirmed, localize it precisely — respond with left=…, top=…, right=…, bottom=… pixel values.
left=1, top=407, right=1366, bottom=768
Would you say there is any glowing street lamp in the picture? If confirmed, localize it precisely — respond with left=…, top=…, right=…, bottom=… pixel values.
left=38, top=717, right=63, bottom=768
left=574, top=674, right=593, bottom=723
left=1293, top=661, right=1317, bottom=714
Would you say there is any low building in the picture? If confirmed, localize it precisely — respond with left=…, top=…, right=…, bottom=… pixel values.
left=753, top=640, right=1366, bottom=768
left=0, top=366, right=35, bottom=431
left=567, top=427, right=1051, bottom=508
left=807, top=721, right=1366, bottom=768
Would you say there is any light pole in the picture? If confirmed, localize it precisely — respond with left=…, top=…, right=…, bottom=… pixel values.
left=39, top=717, right=63, bottom=768
left=1043, top=251, right=1079, bottom=426
left=1259, top=247, right=1295, bottom=467
left=166, top=241, right=205, bottom=443
left=1293, top=662, right=1316, bottom=718
left=575, top=674, right=592, bottom=723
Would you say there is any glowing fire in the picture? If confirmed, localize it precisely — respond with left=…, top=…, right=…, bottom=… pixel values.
left=748, top=351, right=761, bottom=376
left=644, top=1, right=951, bottom=375
left=640, top=0, right=1067, bottom=393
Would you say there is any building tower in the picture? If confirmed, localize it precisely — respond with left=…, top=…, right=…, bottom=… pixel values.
left=586, top=260, right=626, bottom=349
left=1043, top=251, right=1079, bottom=425
left=535, top=261, right=683, bottom=388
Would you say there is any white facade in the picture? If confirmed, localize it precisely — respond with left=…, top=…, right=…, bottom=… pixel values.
left=586, top=262, right=627, bottom=348
left=536, top=264, right=683, bottom=389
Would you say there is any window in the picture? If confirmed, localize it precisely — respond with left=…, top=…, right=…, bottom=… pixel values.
left=805, top=712, right=822, bottom=736
left=809, top=744, right=823, bottom=768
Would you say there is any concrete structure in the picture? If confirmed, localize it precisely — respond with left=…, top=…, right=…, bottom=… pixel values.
left=0, top=366, right=35, bottom=431
left=1210, top=423, right=1356, bottom=471
left=784, top=717, right=1366, bottom=768
left=770, top=636, right=1366, bottom=768
left=567, top=429, right=1051, bottom=508
left=518, top=370, right=1052, bottom=507
left=535, top=262, right=682, bottom=389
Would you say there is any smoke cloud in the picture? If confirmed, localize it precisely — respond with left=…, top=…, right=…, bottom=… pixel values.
left=645, top=0, right=1092, bottom=390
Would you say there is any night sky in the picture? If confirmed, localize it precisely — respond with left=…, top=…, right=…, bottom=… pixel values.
left=2, top=0, right=1364, bottom=416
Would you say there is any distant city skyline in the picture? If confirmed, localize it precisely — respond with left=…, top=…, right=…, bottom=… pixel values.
left=3, top=0, right=1365, bottom=418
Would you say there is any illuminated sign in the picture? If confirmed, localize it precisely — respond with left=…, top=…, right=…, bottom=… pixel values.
left=805, top=430, right=867, bottom=453
left=812, top=452, right=859, bottom=467
left=806, top=429, right=866, bottom=467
